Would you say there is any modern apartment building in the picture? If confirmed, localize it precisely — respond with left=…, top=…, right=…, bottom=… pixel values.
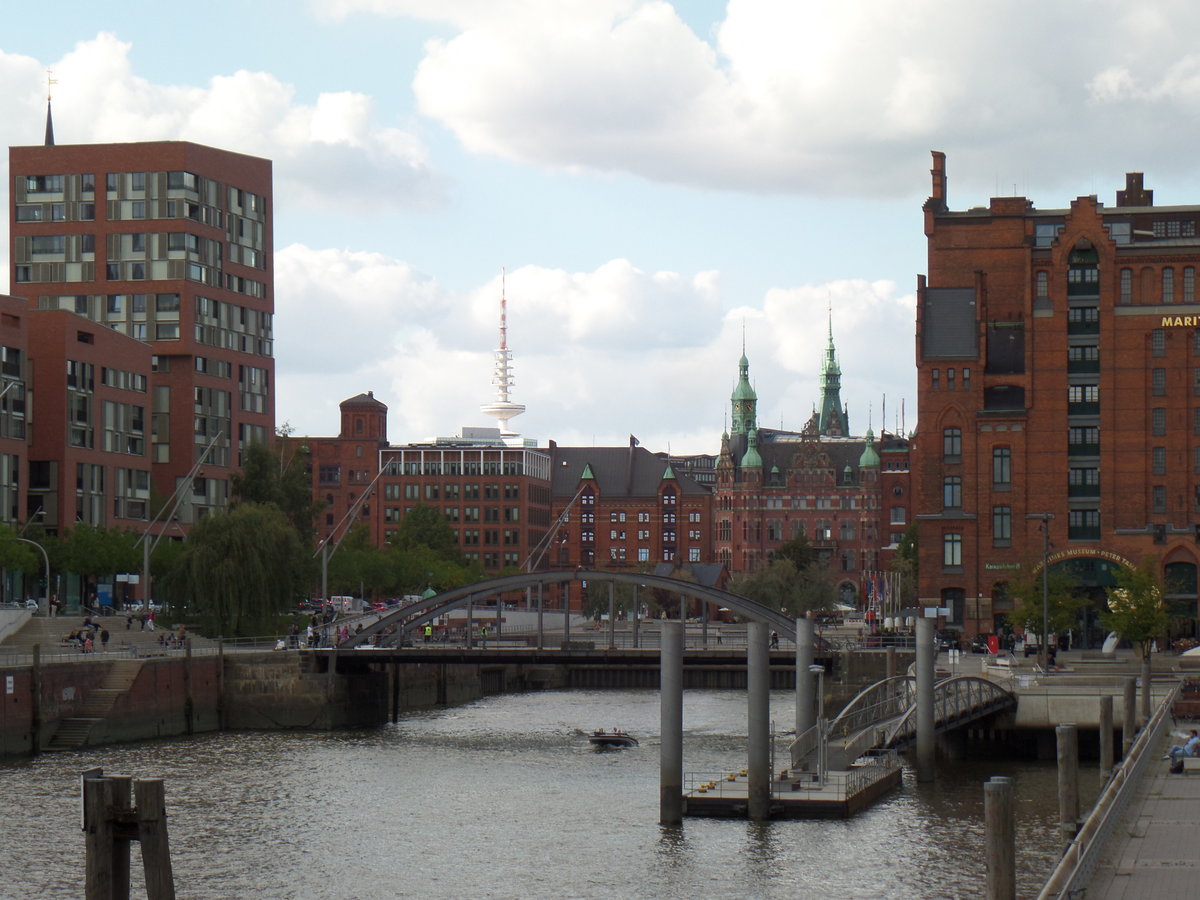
left=9, top=139, right=275, bottom=527
left=916, top=151, right=1200, bottom=642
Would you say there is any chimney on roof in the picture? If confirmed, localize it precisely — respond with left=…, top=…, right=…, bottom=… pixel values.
left=928, top=151, right=947, bottom=211
left=1116, top=172, right=1152, bottom=207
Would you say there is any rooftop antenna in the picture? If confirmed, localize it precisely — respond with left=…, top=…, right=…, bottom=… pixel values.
left=479, top=267, right=526, bottom=434
left=44, top=68, right=56, bottom=147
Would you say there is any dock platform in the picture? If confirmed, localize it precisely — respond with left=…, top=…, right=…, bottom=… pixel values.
left=683, top=753, right=902, bottom=819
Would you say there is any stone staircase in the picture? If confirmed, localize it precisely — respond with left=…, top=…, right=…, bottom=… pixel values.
left=44, top=658, right=144, bottom=751
left=0, top=614, right=219, bottom=659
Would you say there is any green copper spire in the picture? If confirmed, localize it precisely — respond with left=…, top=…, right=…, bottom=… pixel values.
left=730, top=340, right=758, bottom=436
left=741, top=427, right=763, bottom=468
left=858, top=426, right=880, bottom=468
left=818, top=309, right=848, bottom=436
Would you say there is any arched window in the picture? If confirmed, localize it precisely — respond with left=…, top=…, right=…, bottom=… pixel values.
left=1163, top=267, right=1175, bottom=303
left=1186, top=267, right=1196, bottom=304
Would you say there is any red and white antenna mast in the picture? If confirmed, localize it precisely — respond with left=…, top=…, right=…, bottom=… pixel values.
left=480, top=268, right=526, bottom=434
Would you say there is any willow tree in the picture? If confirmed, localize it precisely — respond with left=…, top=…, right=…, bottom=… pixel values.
left=166, top=502, right=306, bottom=636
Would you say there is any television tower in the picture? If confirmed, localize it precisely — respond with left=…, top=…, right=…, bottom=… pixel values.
left=480, top=269, right=526, bottom=434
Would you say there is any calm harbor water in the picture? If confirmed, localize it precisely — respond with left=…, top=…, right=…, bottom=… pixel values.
left=0, top=689, right=1101, bottom=899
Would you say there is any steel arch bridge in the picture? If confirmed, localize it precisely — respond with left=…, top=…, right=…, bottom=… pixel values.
left=343, top=568, right=798, bottom=648
left=791, top=675, right=1017, bottom=770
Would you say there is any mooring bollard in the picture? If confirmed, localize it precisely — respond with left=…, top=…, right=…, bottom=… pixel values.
left=1057, top=724, right=1079, bottom=851
left=985, top=776, right=1015, bottom=900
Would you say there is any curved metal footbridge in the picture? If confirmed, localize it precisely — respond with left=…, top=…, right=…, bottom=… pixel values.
left=343, top=569, right=797, bottom=648
left=790, top=675, right=1017, bottom=771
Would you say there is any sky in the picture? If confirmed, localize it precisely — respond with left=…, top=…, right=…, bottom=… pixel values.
left=5, top=1, right=1200, bottom=454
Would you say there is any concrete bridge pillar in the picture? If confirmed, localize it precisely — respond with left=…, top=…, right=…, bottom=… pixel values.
left=747, top=621, right=770, bottom=821
left=660, top=621, right=683, bottom=826
left=915, top=616, right=936, bottom=783
left=795, top=616, right=815, bottom=737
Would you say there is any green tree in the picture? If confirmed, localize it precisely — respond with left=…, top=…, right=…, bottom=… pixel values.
left=59, top=524, right=141, bottom=603
left=1006, top=559, right=1085, bottom=638
left=231, top=439, right=321, bottom=539
left=391, top=503, right=462, bottom=562
left=771, top=534, right=817, bottom=571
left=164, top=502, right=307, bottom=636
left=891, top=523, right=919, bottom=608
left=1102, top=557, right=1170, bottom=663
left=729, top=559, right=836, bottom=618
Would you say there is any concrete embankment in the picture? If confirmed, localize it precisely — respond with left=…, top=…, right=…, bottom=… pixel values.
left=0, top=645, right=914, bottom=758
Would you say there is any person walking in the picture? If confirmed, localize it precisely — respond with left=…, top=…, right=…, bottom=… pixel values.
left=99, top=628, right=110, bottom=652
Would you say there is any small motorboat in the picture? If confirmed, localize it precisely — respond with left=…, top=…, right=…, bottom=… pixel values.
left=589, top=729, right=638, bottom=749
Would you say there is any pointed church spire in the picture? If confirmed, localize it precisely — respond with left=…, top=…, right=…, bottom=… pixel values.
left=730, top=343, right=757, bottom=436
left=818, top=304, right=848, bottom=436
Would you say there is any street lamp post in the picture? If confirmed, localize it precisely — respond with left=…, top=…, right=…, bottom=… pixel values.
left=17, top=537, right=50, bottom=615
left=1027, top=513, right=1055, bottom=671
left=809, top=663, right=826, bottom=786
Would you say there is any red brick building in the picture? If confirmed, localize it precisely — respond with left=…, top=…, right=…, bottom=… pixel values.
left=9, top=138, right=274, bottom=524
left=714, top=340, right=912, bottom=608
left=916, top=151, right=1200, bottom=642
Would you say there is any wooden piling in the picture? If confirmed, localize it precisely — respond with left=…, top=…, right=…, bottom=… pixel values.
left=1122, top=677, right=1137, bottom=758
left=84, top=777, right=114, bottom=900
left=984, top=777, right=1015, bottom=900
left=1099, top=695, right=1114, bottom=777
left=1056, top=724, right=1079, bottom=851
left=135, top=779, right=176, bottom=900
left=110, top=775, right=133, bottom=900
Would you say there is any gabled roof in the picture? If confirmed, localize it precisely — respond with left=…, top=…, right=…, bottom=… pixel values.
left=549, top=444, right=709, bottom=498
left=340, top=391, right=387, bottom=410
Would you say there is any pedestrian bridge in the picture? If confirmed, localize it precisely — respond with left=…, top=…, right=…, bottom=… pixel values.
left=790, top=675, right=1017, bottom=771
left=344, top=569, right=798, bottom=649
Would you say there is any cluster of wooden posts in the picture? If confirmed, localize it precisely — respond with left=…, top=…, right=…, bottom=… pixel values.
left=81, top=768, right=176, bottom=900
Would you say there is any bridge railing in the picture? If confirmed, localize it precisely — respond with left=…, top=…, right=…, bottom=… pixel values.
left=885, top=676, right=1016, bottom=747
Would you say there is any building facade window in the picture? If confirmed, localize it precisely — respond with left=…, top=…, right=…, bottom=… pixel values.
left=1036, top=270, right=1049, bottom=298
left=1163, top=268, right=1176, bottom=303
left=1119, top=268, right=1132, bottom=304
left=943, top=427, right=962, bottom=461
left=943, top=533, right=962, bottom=569
left=992, top=506, right=1012, bottom=546
left=1154, top=407, right=1167, bottom=436
left=1152, top=329, right=1166, bottom=357
left=993, top=447, right=1012, bottom=488
left=1153, top=368, right=1167, bottom=396
left=942, top=476, right=962, bottom=509
left=1186, top=267, right=1196, bottom=303
left=1153, top=485, right=1167, bottom=512
left=1153, top=446, right=1167, bottom=475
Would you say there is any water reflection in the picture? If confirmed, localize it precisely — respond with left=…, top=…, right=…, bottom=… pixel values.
left=0, top=689, right=1097, bottom=900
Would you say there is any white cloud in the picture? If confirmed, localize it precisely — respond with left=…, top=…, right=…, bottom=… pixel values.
left=312, top=0, right=1200, bottom=197
left=0, top=34, right=444, bottom=224
left=275, top=247, right=914, bottom=453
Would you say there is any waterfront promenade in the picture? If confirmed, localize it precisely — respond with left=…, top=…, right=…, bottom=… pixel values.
left=1083, top=722, right=1200, bottom=898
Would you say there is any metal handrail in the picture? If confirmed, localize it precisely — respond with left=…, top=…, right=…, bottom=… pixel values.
left=1037, top=681, right=1181, bottom=899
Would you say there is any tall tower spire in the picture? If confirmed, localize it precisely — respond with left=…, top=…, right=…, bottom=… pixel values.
left=480, top=268, right=526, bottom=434
left=730, top=341, right=757, bottom=436
left=818, top=304, right=848, bottom=436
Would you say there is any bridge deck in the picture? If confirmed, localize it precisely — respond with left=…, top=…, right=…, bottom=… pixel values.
left=317, top=646, right=832, bottom=667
